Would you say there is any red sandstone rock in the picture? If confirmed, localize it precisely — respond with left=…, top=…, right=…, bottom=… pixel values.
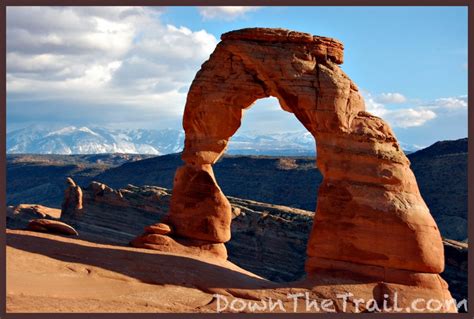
left=131, top=233, right=227, bottom=260
left=27, top=219, right=78, bottom=236
left=144, top=223, right=173, bottom=235
left=221, top=28, right=344, bottom=64
left=136, top=27, right=451, bottom=309
left=9, top=204, right=61, bottom=219
left=61, top=177, right=83, bottom=219
left=166, top=164, right=232, bottom=243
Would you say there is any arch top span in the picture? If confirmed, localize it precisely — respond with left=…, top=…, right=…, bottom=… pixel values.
left=221, top=27, right=344, bottom=64
left=182, top=28, right=362, bottom=166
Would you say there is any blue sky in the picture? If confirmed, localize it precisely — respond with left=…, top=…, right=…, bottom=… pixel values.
left=164, top=6, right=467, bottom=98
left=6, top=6, right=468, bottom=148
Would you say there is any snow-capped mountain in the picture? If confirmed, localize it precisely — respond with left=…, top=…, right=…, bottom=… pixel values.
left=6, top=125, right=316, bottom=156
left=6, top=125, right=421, bottom=156
left=227, top=130, right=316, bottom=155
left=398, top=141, right=424, bottom=153
left=7, top=126, right=184, bottom=155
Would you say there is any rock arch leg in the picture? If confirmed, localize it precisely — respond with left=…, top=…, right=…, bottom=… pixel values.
left=168, top=44, right=269, bottom=244
left=132, top=42, right=268, bottom=254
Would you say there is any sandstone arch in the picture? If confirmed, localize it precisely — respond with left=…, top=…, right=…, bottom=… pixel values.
left=133, top=28, right=454, bottom=309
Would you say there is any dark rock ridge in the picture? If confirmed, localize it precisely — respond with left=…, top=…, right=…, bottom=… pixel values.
left=6, top=138, right=468, bottom=242
left=6, top=153, right=153, bottom=207
left=95, top=138, right=470, bottom=242
left=95, top=154, right=323, bottom=211
left=442, top=239, right=468, bottom=303
left=409, top=138, right=467, bottom=159
left=408, top=138, right=468, bottom=241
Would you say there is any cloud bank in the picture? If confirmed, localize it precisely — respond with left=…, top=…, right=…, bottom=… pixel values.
left=7, top=6, right=218, bottom=129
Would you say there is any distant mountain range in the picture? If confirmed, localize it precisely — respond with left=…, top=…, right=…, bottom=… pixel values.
left=6, top=125, right=423, bottom=156
left=6, top=126, right=184, bottom=155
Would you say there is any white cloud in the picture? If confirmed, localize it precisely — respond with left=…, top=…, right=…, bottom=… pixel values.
left=364, top=92, right=467, bottom=129
left=431, top=95, right=467, bottom=110
left=198, top=6, right=259, bottom=20
left=364, top=92, right=437, bottom=128
left=7, top=6, right=218, bottom=129
left=7, top=7, right=139, bottom=56
left=375, top=92, right=407, bottom=104
left=385, top=108, right=437, bottom=128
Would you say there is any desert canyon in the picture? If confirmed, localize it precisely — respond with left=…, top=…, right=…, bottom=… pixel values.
left=6, top=28, right=463, bottom=313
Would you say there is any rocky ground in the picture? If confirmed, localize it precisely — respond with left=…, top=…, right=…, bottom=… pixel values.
left=7, top=183, right=314, bottom=283
left=7, top=229, right=465, bottom=313
left=6, top=181, right=468, bottom=312
left=7, top=229, right=270, bottom=313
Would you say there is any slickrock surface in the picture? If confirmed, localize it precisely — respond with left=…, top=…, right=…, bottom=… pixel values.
left=6, top=229, right=269, bottom=313
left=7, top=229, right=458, bottom=313
left=8, top=181, right=466, bottom=304
left=133, top=27, right=449, bottom=305
left=131, top=233, right=228, bottom=260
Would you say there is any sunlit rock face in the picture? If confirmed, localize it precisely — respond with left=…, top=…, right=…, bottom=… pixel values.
left=135, top=28, right=454, bottom=312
